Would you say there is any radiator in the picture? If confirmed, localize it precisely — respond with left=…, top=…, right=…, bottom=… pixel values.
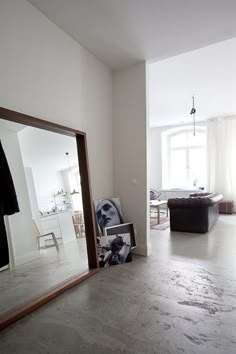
left=219, top=200, right=234, bottom=214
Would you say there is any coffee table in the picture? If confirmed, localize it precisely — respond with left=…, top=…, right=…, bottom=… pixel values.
left=150, top=200, right=168, bottom=224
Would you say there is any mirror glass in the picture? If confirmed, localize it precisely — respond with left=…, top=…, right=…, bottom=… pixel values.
left=0, top=119, right=88, bottom=315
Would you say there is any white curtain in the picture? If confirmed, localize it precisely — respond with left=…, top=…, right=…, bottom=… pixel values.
left=207, top=117, right=236, bottom=205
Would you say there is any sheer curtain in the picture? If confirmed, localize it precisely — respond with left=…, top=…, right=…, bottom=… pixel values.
left=207, top=117, right=236, bottom=205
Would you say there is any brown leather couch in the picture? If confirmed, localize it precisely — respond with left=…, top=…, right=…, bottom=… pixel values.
left=167, top=192, right=223, bottom=233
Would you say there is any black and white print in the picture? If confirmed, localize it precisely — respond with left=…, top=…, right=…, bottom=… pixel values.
left=94, top=198, right=123, bottom=235
left=97, top=233, right=132, bottom=267
left=104, top=222, right=136, bottom=248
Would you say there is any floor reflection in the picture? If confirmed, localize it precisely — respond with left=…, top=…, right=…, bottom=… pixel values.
left=0, top=238, right=88, bottom=314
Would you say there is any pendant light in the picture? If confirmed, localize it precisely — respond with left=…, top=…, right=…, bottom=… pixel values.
left=190, top=96, right=196, bottom=136
left=65, top=152, right=79, bottom=195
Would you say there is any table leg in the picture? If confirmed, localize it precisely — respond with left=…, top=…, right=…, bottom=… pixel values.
left=158, top=206, right=160, bottom=224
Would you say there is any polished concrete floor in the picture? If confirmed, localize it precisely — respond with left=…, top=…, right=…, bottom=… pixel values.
left=0, top=239, right=88, bottom=314
left=1, top=215, right=236, bottom=353
left=151, top=214, right=236, bottom=270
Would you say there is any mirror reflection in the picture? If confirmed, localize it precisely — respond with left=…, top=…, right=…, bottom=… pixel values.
left=0, top=119, right=88, bottom=314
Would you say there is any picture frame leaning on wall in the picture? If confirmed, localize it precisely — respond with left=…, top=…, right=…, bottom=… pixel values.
left=104, top=223, right=136, bottom=249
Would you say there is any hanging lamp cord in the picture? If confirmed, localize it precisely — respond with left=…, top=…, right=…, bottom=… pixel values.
left=190, top=96, right=196, bottom=136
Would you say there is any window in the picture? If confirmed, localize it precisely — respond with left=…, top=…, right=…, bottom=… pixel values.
left=162, top=126, right=206, bottom=189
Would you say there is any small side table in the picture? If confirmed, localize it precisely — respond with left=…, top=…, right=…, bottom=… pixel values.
left=150, top=200, right=168, bottom=224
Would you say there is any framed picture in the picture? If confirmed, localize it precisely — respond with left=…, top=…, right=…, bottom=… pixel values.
left=94, top=198, right=124, bottom=235
left=97, top=233, right=132, bottom=267
left=104, top=223, right=136, bottom=248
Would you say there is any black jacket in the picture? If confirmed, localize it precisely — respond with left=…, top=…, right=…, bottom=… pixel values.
left=0, top=140, right=19, bottom=268
left=0, top=140, right=19, bottom=216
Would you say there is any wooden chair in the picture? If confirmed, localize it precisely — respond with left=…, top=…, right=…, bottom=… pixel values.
left=72, top=211, right=85, bottom=238
left=33, top=220, right=59, bottom=253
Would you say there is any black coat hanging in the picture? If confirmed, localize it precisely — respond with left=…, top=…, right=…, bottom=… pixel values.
left=0, top=140, right=20, bottom=268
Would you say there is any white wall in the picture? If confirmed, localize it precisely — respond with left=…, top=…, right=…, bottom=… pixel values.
left=18, top=127, right=72, bottom=212
left=24, top=167, right=42, bottom=232
left=113, top=62, right=151, bottom=256
left=0, top=0, right=151, bottom=257
left=0, top=132, right=40, bottom=267
left=0, top=0, right=113, bottom=200
left=149, top=127, right=162, bottom=191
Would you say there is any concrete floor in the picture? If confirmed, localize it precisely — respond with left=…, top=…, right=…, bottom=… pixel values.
left=0, top=239, right=88, bottom=313
left=1, top=215, right=236, bottom=353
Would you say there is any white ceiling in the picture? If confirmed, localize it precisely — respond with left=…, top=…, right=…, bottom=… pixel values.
left=18, top=126, right=79, bottom=172
left=27, top=0, right=236, bottom=70
left=148, top=38, right=236, bottom=127
left=25, top=0, right=236, bottom=127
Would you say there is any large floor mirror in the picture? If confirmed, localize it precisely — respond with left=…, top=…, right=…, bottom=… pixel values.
left=0, top=108, right=98, bottom=330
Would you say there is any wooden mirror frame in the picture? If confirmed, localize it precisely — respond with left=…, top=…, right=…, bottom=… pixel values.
left=0, top=107, right=99, bottom=330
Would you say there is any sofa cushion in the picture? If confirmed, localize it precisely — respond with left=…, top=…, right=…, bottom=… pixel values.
left=168, top=193, right=223, bottom=209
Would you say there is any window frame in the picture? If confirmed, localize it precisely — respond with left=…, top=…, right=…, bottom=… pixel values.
left=162, top=125, right=206, bottom=189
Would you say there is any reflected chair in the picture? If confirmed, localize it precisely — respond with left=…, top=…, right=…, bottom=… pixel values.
left=72, top=211, right=85, bottom=238
left=33, top=220, right=59, bottom=253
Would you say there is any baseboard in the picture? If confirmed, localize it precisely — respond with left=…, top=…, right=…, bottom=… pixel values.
left=0, top=265, right=9, bottom=272
left=133, top=242, right=152, bottom=256
left=14, top=251, right=41, bottom=267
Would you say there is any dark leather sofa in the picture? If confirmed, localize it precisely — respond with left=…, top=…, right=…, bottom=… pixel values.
left=167, top=192, right=223, bottom=233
